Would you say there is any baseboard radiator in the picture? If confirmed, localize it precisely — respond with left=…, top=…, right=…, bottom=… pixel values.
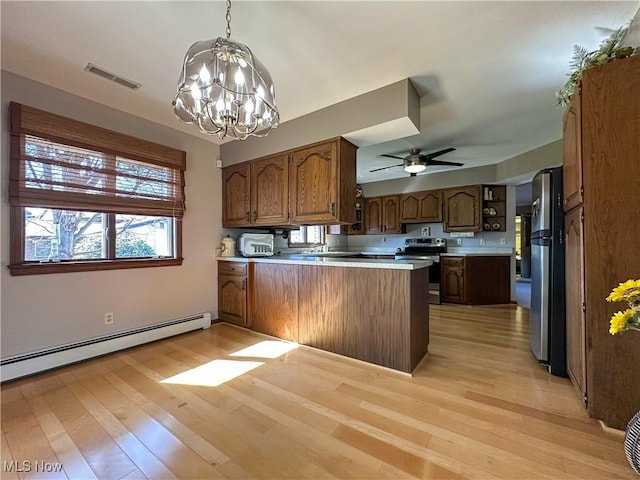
left=1, top=312, right=212, bottom=382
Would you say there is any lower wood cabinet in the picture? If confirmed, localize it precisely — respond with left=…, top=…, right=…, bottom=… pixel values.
left=250, top=263, right=298, bottom=342
left=297, top=265, right=429, bottom=372
left=441, top=256, right=510, bottom=305
left=441, top=257, right=465, bottom=303
left=218, top=261, right=248, bottom=326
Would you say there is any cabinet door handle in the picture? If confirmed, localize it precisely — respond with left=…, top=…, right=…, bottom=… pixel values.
left=245, top=211, right=250, bottom=221
left=241, top=279, right=246, bottom=290
left=331, top=202, right=336, bottom=216
left=252, top=210, right=257, bottom=222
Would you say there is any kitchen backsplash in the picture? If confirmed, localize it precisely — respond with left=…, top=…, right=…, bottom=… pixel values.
left=223, top=222, right=515, bottom=256
left=341, top=222, right=515, bottom=253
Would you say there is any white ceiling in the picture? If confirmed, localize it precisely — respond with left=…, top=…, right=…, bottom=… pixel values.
left=1, top=1, right=637, bottom=184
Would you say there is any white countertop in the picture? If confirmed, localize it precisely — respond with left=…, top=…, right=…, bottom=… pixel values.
left=218, top=255, right=431, bottom=270
left=440, top=252, right=513, bottom=257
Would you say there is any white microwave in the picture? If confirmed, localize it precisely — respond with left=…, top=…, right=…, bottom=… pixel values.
left=238, top=233, right=274, bottom=257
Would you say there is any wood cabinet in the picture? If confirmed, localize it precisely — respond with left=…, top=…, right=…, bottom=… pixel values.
left=562, top=93, right=583, bottom=212
left=297, top=264, right=429, bottom=373
left=251, top=153, right=289, bottom=225
left=565, top=206, right=586, bottom=403
left=562, top=55, right=640, bottom=430
left=441, top=257, right=465, bottom=303
left=222, top=154, right=288, bottom=227
left=400, top=190, right=442, bottom=223
left=364, top=197, right=382, bottom=234
left=222, top=163, right=251, bottom=227
left=364, top=195, right=404, bottom=234
left=222, top=137, right=356, bottom=227
left=289, top=137, right=357, bottom=224
left=481, top=185, right=506, bottom=232
left=441, top=255, right=510, bottom=305
left=251, top=263, right=298, bottom=342
left=218, top=261, right=248, bottom=326
left=442, top=186, right=482, bottom=232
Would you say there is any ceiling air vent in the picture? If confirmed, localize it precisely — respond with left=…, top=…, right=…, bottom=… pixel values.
left=84, top=63, right=141, bottom=90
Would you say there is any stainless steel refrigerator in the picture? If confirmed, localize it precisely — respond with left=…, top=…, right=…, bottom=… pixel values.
left=530, top=167, right=567, bottom=377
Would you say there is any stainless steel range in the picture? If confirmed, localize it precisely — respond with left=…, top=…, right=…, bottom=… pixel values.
left=395, top=238, right=447, bottom=304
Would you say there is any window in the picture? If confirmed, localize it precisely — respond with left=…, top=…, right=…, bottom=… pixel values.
left=289, top=226, right=325, bottom=247
left=8, top=102, right=186, bottom=275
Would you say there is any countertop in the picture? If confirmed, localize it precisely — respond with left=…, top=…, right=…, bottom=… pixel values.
left=440, top=252, right=513, bottom=257
left=218, top=255, right=431, bottom=270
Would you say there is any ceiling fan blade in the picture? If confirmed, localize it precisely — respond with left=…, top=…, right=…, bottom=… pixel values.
left=380, top=154, right=404, bottom=160
left=370, top=163, right=403, bottom=173
left=424, top=147, right=456, bottom=159
left=426, top=159, right=464, bottom=167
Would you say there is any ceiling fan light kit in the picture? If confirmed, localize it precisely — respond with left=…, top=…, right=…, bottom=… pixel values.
left=172, top=0, right=279, bottom=140
left=403, top=156, right=427, bottom=173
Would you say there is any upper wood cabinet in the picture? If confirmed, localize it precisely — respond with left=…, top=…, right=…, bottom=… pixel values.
left=442, top=186, right=482, bottom=232
left=223, top=154, right=288, bottom=227
left=251, top=153, right=289, bottom=226
left=364, top=197, right=383, bottom=234
left=400, top=190, right=442, bottom=223
left=562, top=88, right=583, bottom=212
left=364, top=195, right=404, bottom=234
left=289, top=137, right=357, bottom=224
left=223, top=137, right=356, bottom=227
left=222, top=163, right=251, bottom=227
left=382, top=196, right=402, bottom=233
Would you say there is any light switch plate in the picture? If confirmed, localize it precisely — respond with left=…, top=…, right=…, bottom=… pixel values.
left=480, top=238, right=486, bottom=245
left=456, top=239, right=462, bottom=246
left=421, top=227, right=430, bottom=237
left=500, top=238, right=507, bottom=245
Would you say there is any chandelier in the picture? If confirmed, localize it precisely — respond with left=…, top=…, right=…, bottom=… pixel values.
left=172, top=0, right=279, bottom=140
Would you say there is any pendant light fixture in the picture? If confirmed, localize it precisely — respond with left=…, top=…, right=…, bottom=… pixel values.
left=172, top=0, right=279, bottom=140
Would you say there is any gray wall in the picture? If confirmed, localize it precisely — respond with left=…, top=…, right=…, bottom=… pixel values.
left=1, top=71, right=221, bottom=358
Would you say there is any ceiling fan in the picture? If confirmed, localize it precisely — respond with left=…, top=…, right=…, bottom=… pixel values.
left=370, top=147, right=463, bottom=176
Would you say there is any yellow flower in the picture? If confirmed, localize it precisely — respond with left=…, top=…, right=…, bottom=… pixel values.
left=606, top=279, right=640, bottom=302
left=609, top=309, right=636, bottom=335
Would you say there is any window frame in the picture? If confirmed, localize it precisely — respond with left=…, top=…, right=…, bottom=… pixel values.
left=288, top=225, right=326, bottom=248
left=8, top=102, right=185, bottom=276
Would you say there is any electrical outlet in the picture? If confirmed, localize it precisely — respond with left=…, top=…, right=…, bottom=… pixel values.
left=480, top=238, right=486, bottom=245
left=104, top=312, right=114, bottom=325
left=500, top=238, right=507, bottom=245
left=456, top=239, right=462, bottom=246
left=216, top=159, right=223, bottom=168
left=421, top=227, right=430, bottom=237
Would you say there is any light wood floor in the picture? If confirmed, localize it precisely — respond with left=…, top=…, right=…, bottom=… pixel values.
left=2, top=304, right=635, bottom=479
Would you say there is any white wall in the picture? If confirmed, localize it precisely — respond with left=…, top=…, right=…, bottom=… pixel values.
left=1, top=71, right=221, bottom=358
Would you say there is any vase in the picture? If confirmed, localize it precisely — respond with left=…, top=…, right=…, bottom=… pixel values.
left=625, top=410, right=640, bottom=474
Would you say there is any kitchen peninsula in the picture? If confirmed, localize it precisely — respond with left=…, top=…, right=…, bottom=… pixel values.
left=219, top=256, right=431, bottom=373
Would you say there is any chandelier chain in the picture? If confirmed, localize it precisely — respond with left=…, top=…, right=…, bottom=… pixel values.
left=225, top=0, right=232, bottom=38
